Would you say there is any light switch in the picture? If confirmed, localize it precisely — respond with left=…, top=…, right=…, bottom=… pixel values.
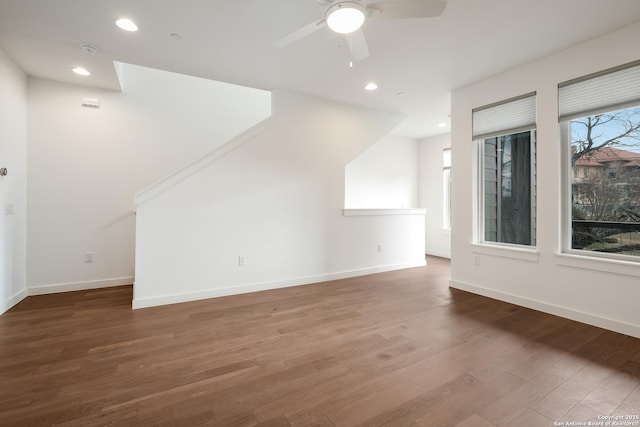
left=5, top=203, right=14, bottom=215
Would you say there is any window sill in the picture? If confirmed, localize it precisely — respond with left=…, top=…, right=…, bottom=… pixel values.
left=555, top=252, right=640, bottom=278
left=471, top=243, right=539, bottom=263
left=343, top=208, right=426, bottom=216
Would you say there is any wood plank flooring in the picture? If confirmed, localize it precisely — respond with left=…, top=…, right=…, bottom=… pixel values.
left=1, top=256, right=640, bottom=426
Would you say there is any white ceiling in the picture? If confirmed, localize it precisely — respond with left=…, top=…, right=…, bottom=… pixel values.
left=2, top=0, right=640, bottom=139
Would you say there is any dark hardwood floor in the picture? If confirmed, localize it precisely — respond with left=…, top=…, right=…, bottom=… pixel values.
left=1, top=257, right=640, bottom=426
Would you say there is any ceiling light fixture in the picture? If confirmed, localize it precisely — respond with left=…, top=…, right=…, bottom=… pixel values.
left=438, top=122, right=447, bottom=128
left=326, top=1, right=366, bottom=34
left=365, top=82, right=378, bottom=91
left=116, top=18, right=138, bottom=32
left=72, top=67, right=91, bottom=76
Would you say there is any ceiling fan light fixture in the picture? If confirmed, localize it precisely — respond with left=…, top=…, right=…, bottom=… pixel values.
left=326, top=1, right=366, bottom=34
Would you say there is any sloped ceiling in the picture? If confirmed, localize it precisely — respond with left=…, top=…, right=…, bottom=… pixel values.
left=1, top=0, right=640, bottom=138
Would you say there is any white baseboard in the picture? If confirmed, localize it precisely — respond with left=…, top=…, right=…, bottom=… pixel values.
left=449, top=279, right=640, bottom=340
left=0, top=288, right=28, bottom=315
left=133, top=260, right=427, bottom=310
left=28, top=276, right=134, bottom=296
left=426, top=250, right=451, bottom=259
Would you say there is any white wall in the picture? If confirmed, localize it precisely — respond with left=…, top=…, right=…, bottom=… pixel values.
left=0, top=48, right=27, bottom=313
left=27, top=64, right=271, bottom=294
left=451, top=22, right=640, bottom=338
left=345, top=135, right=418, bottom=208
left=134, top=91, right=426, bottom=308
left=419, top=133, right=451, bottom=258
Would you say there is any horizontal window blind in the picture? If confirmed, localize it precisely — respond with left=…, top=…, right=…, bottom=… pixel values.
left=472, top=92, right=536, bottom=140
left=559, top=59, right=640, bottom=122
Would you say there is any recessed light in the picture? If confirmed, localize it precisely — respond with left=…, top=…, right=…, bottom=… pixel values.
left=116, top=18, right=138, bottom=32
left=396, top=92, right=405, bottom=96
left=438, top=122, right=447, bottom=128
left=72, top=67, right=91, bottom=76
left=365, top=82, right=378, bottom=91
left=170, top=33, right=183, bottom=40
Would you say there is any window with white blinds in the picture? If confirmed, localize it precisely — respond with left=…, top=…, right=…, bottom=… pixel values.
left=474, top=93, right=537, bottom=248
left=560, top=59, right=640, bottom=261
left=472, top=92, right=537, bottom=140
left=559, top=60, right=640, bottom=122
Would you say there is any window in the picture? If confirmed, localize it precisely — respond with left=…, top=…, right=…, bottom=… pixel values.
left=443, top=148, right=451, bottom=229
left=482, top=131, right=537, bottom=245
left=560, top=60, right=640, bottom=260
left=473, top=93, right=537, bottom=247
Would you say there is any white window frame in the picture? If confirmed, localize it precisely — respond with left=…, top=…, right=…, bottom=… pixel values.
left=559, top=59, right=640, bottom=263
left=560, top=109, right=640, bottom=263
left=477, top=130, right=537, bottom=249
left=472, top=92, right=537, bottom=250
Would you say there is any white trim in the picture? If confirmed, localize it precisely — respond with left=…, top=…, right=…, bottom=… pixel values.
left=28, top=276, right=134, bottom=296
left=555, top=253, right=640, bottom=278
left=560, top=120, right=572, bottom=254
left=133, top=260, right=426, bottom=309
left=471, top=243, right=539, bottom=262
left=449, top=279, right=640, bottom=339
left=426, top=250, right=451, bottom=259
left=0, top=288, right=28, bottom=315
left=135, top=118, right=272, bottom=206
left=343, top=208, right=426, bottom=216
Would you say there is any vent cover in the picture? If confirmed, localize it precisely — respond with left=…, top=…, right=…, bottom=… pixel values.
left=81, top=98, right=100, bottom=109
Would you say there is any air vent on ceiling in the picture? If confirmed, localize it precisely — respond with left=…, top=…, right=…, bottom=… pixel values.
left=81, top=43, right=98, bottom=55
left=81, top=97, right=100, bottom=109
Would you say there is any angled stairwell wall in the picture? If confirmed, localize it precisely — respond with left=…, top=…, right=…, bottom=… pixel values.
left=133, top=90, right=426, bottom=308
left=27, top=63, right=271, bottom=294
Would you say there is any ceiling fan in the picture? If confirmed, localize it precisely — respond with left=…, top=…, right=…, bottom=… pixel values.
left=273, top=0, right=447, bottom=61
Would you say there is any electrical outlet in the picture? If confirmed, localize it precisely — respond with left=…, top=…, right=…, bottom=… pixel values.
left=238, top=255, right=246, bottom=266
left=84, top=252, right=94, bottom=263
left=472, top=254, right=480, bottom=266
left=377, top=243, right=383, bottom=252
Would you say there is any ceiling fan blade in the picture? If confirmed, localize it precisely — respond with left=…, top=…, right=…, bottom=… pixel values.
left=347, top=29, right=369, bottom=61
left=367, top=0, right=447, bottom=19
left=273, top=19, right=327, bottom=48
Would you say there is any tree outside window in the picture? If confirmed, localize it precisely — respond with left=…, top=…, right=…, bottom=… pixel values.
left=570, top=106, right=640, bottom=256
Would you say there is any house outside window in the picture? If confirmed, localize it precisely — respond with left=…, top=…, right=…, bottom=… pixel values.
left=560, top=60, right=640, bottom=260
left=482, top=131, right=536, bottom=245
left=473, top=92, right=537, bottom=247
